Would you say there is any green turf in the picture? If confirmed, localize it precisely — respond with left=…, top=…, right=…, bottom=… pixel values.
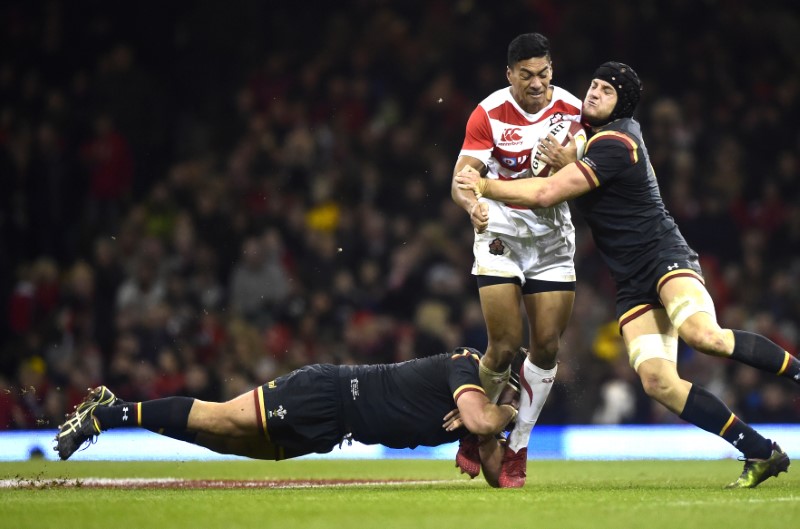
left=2, top=459, right=798, bottom=529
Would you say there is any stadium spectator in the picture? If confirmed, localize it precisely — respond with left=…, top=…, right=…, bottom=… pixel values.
left=80, top=113, right=134, bottom=232
left=228, top=233, right=290, bottom=328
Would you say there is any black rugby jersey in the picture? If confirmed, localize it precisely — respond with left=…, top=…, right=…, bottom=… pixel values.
left=573, top=118, right=697, bottom=284
left=338, top=349, right=484, bottom=449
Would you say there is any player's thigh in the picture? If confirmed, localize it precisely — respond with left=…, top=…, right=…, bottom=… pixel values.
left=621, top=310, right=689, bottom=405
left=620, top=308, right=679, bottom=372
left=479, top=281, right=524, bottom=344
left=658, top=276, right=731, bottom=355
left=621, top=306, right=674, bottom=343
left=193, top=432, right=283, bottom=460
left=658, top=275, right=717, bottom=328
left=200, top=391, right=260, bottom=436
left=522, top=289, right=575, bottom=345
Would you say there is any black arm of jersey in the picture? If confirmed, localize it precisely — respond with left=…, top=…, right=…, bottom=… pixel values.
left=447, top=348, right=485, bottom=402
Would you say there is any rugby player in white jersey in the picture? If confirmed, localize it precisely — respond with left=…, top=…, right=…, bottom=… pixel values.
left=450, top=32, right=583, bottom=487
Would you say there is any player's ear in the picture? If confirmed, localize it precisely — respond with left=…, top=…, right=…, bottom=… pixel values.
left=506, top=66, right=512, bottom=84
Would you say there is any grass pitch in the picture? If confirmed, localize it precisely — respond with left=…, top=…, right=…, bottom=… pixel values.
left=2, top=459, right=798, bottom=529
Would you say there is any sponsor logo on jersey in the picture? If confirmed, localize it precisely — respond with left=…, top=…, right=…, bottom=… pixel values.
left=350, top=378, right=360, bottom=400
left=541, top=376, right=555, bottom=384
left=500, top=155, right=529, bottom=169
left=499, top=128, right=523, bottom=143
left=122, top=406, right=129, bottom=422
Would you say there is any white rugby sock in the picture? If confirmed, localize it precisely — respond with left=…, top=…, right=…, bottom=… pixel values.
left=478, top=358, right=510, bottom=403
left=507, top=359, right=557, bottom=452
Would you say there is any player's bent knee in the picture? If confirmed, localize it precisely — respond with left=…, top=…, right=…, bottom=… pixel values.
left=638, top=369, right=672, bottom=400
left=679, top=325, right=728, bottom=356
left=635, top=360, right=682, bottom=404
left=531, top=335, right=560, bottom=357
left=485, top=343, right=519, bottom=368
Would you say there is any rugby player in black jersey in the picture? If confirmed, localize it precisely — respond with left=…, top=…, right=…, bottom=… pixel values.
left=54, top=347, right=518, bottom=487
left=456, top=61, right=796, bottom=489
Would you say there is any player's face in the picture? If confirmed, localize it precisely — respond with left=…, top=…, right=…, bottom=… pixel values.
left=507, top=57, right=552, bottom=113
left=582, top=79, right=617, bottom=125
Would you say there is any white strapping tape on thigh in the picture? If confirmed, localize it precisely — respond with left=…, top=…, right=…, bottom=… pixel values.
left=663, top=288, right=716, bottom=329
left=627, top=334, right=678, bottom=371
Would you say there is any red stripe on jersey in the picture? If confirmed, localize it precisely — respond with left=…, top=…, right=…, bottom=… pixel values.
left=486, top=100, right=581, bottom=126
left=462, top=107, right=494, bottom=150
left=492, top=145, right=531, bottom=170
left=577, top=160, right=600, bottom=189
left=587, top=131, right=638, bottom=164
left=454, top=385, right=485, bottom=402
left=520, top=366, right=533, bottom=403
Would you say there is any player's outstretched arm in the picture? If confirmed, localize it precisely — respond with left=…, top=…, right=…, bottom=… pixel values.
left=456, top=162, right=591, bottom=208
left=444, top=394, right=512, bottom=487
left=476, top=434, right=504, bottom=487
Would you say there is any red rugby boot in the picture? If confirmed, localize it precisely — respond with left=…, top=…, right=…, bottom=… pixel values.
left=498, top=446, right=527, bottom=488
left=455, top=434, right=481, bottom=478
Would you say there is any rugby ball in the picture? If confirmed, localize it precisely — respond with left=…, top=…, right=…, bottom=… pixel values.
left=530, top=120, right=587, bottom=178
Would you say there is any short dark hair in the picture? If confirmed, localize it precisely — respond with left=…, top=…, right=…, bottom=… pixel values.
left=507, top=33, right=551, bottom=66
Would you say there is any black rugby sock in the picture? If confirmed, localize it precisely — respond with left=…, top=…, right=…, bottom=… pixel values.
left=679, top=385, right=772, bottom=459
left=730, top=330, right=800, bottom=383
left=150, top=428, right=198, bottom=444
left=94, top=397, right=195, bottom=431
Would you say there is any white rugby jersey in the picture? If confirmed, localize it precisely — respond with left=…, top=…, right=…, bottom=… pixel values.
left=459, top=86, right=582, bottom=237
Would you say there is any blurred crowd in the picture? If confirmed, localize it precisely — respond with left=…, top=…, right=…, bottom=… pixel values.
left=1, top=0, right=799, bottom=431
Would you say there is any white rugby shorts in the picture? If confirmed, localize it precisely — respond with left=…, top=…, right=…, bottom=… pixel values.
left=471, top=225, right=576, bottom=284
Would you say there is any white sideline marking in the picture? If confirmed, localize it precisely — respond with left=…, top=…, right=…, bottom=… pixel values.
left=0, top=477, right=470, bottom=489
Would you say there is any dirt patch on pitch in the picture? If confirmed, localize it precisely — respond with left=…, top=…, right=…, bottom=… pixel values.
left=1, top=477, right=459, bottom=489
